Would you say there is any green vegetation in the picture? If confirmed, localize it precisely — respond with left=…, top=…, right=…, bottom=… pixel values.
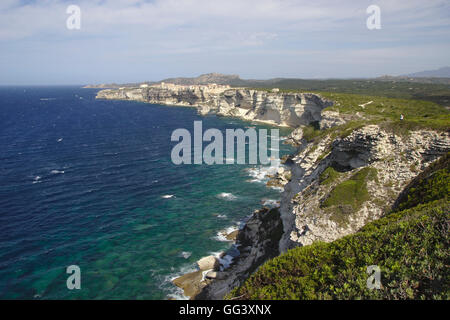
left=226, top=155, right=450, bottom=300
left=318, top=92, right=450, bottom=132
left=301, top=120, right=369, bottom=145
left=319, top=167, right=341, bottom=185
left=318, top=167, right=377, bottom=227
left=321, top=167, right=378, bottom=210
left=293, top=91, right=449, bottom=143
left=302, top=125, right=321, bottom=142
left=240, top=78, right=450, bottom=106
left=249, top=84, right=450, bottom=135
left=394, top=153, right=449, bottom=212
left=322, top=93, right=448, bottom=133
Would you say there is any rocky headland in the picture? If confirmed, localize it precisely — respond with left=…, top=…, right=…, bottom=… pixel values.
left=94, top=81, right=450, bottom=299
left=96, top=83, right=333, bottom=127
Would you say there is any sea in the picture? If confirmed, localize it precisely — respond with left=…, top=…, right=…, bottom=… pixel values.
left=0, top=86, right=294, bottom=299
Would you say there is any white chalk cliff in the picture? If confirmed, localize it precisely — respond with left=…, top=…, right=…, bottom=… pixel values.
left=96, top=83, right=333, bottom=127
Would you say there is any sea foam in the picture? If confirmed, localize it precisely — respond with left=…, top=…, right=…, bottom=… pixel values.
left=217, top=192, right=237, bottom=201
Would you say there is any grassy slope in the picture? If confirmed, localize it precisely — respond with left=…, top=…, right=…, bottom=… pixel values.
left=245, top=81, right=450, bottom=138
left=299, top=92, right=449, bottom=144
left=237, top=78, right=450, bottom=106
left=320, top=167, right=378, bottom=227
left=319, top=92, right=450, bottom=132
left=226, top=155, right=450, bottom=300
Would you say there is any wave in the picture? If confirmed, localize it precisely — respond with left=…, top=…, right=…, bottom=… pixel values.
left=32, top=176, right=41, bottom=184
left=217, top=192, right=237, bottom=201
left=179, top=251, right=192, bottom=259
left=271, top=186, right=284, bottom=192
left=165, top=264, right=198, bottom=300
left=210, top=249, right=239, bottom=271
left=165, top=290, right=188, bottom=301
left=262, top=199, right=280, bottom=208
left=246, top=159, right=281, bottom=184
left=215, top=226, right=238, bottom=242
left=50, top=170, right=65, bottom=175
left=214, top=233, right=228, bottom=242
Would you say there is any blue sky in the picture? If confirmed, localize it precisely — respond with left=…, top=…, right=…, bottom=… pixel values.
left=0, top=0, right=449, bottom=85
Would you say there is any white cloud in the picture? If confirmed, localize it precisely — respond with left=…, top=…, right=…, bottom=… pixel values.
left=0, top=0, right=449, bottom=83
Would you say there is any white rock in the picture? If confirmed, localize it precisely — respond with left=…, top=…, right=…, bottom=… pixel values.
left=197, top=255, right=220, bottom=271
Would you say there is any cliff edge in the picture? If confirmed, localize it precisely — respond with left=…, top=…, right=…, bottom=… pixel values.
left=96, top=83, right=333, bottom=127
left=94, top=83, right=450, bottom=299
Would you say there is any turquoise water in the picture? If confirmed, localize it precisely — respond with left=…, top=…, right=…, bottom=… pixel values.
left=0, top=87, right=294, bottom=299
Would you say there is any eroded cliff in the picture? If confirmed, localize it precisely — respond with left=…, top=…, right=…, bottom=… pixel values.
left=94, top=83, right=450, bottom=299
left=96, top=84, right=333, bottom=127
left=279, top=124, right=450, bottom=252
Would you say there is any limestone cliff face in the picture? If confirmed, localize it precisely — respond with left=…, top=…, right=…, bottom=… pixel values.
left=95, top=83, right=450, bottom=299
left=194, top=125, right=449, bottom=299
left=278, top=125, right=450, bottom=252
left=96, top=84, right=333, bottom=127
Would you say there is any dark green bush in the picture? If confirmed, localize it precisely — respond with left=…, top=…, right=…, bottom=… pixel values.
left=227, top=199, right=449, bottom=300
left=395, top=153, right=449, bottom=212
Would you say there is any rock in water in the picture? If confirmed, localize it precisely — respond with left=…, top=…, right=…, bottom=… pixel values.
left=172, top=270, right=205, bottom=298
left=197, top=255, right=219, bottom=271
left=225, top=230, right=239, bottom=241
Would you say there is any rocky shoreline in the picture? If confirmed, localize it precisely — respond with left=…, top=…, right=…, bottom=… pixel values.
left=170, top=161, right=291, bottom=300
left=172, top=205, right=285, bottom=300
left=95, top=83, right=333, bottom=128
left=93, top=83, right=450, bottom=300
left=95, top=82, right=306, bottom=300
left=170, top=153, right=292, bottom=299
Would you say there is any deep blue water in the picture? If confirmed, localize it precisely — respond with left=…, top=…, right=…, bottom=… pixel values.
left=0, top=86, right=293, bottom=299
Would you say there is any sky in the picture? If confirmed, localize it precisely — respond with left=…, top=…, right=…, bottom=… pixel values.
left=0, top=0, right=449, bottom=85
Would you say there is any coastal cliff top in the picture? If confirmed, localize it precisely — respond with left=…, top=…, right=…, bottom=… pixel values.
left=85, top=73, right=450, bottom=107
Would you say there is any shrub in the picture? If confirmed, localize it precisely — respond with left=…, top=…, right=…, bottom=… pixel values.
left=226, top=199, right=449, bottom=300
left=226, top=155, right=449, bottom=300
